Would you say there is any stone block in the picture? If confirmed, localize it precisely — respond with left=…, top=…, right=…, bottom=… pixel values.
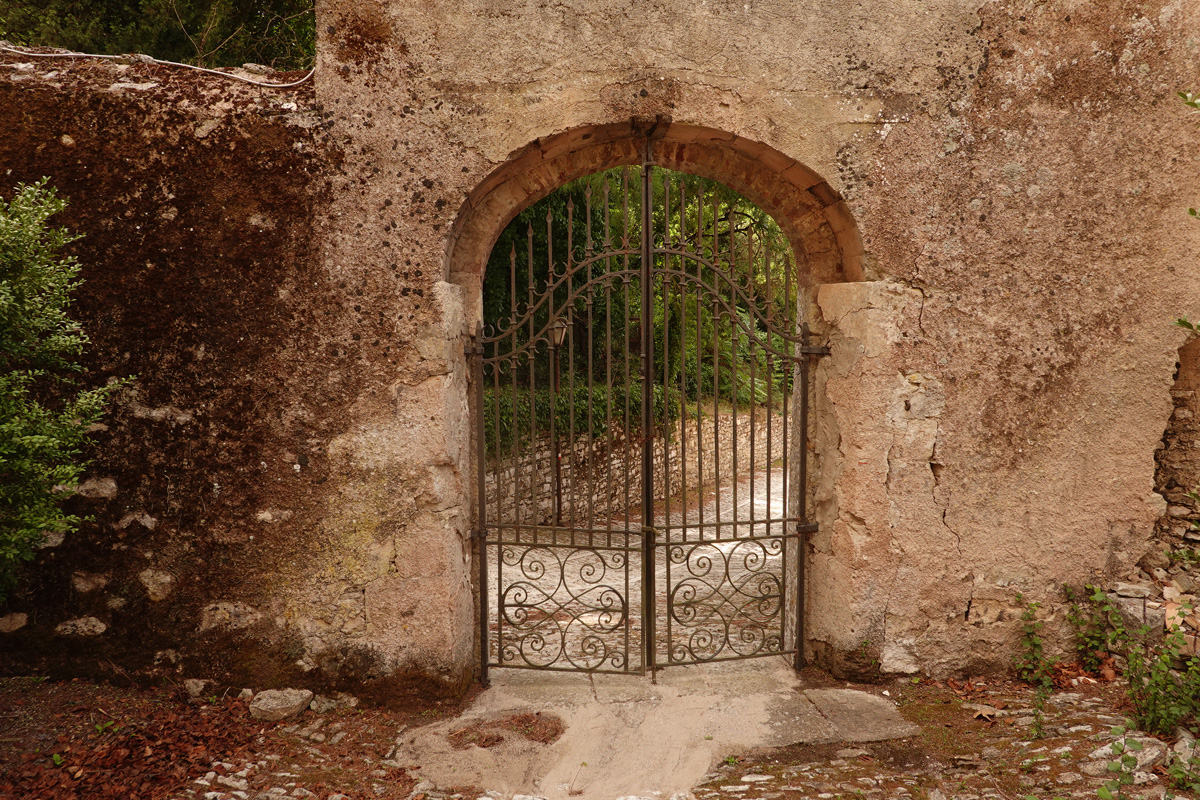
left=249, top=689, right=314, bottom=722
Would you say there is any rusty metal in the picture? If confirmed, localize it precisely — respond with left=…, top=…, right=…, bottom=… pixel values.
left=474, top=153, right=827, bottom=677
left=469, top=322, right=489, bottom=687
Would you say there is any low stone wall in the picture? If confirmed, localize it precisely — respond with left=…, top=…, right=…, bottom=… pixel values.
left=484, top=406, right=791, bottom=526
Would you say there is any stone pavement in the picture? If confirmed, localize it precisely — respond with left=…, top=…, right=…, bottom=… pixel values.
left=392, top=659, right=917, bottom=800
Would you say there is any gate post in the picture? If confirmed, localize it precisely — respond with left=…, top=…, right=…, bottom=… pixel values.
left=469, top=322, right=489, bottom=687
left=808, top=281, right=934, bottom=677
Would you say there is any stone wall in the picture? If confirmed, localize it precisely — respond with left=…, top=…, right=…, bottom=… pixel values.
left=2, top=0, right=1200, bottom=690
left=0, top=60, right=413, bottom=694
left=1157, top=339, right=1200, bottom=544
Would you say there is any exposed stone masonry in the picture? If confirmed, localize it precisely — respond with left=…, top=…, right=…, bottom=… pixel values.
left=1156, top=338, right=1200, bottom=545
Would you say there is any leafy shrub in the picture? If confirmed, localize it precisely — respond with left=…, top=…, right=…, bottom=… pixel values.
left=1063, top=583, right=1129, bottom=674
left=0, top=180, right=117, bottom=601
left=0, top=1, right=315, bottom=70
left=482, top=383, right=681, bottom=455
left=1014, top=595, right=1056, bottom=738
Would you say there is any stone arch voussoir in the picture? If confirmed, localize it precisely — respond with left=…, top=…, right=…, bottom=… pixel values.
left=446, top=122, right=863, bottom=289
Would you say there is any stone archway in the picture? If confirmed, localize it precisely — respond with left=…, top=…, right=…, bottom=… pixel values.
left=442, top=122, right=868, bottom=676
left=444, top=121, right=864, bottom=304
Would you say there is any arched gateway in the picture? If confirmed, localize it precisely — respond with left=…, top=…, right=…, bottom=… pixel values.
left=466, top=137, right=841, bottom=680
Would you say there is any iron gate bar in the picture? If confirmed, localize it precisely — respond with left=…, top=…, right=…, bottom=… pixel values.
left=640, top=150, right=655, bottom=676
left=474, top=151, right=827, bottom=677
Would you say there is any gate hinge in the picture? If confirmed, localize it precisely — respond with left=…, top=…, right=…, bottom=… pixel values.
left=465, top=342, right=483, bottom=356
left=470, top=527, right=487, bottom=541
left=800, top=345, right=831, bottom=357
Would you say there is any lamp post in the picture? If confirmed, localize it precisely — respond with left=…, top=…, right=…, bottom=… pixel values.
left=548, top=317, right=569, bottom=527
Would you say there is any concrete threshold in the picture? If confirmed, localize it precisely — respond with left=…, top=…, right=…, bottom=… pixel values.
left=393, top=658, right=917, bottom=800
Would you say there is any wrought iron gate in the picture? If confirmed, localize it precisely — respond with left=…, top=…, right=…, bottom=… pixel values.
left=471, top=153, right=827, bottom=681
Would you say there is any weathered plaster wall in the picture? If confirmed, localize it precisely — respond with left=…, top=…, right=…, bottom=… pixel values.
left=0, top=60, right=407, bottom=693
left=309, top=0, right=989, bottom=681
left=309, top=0, right=1200, bottom=678
left=3, top=0, right=1200, bottom=689
left=840, top=0, right=1200, bottom=674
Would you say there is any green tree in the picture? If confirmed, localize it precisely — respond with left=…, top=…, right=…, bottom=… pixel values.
left=0, top=0, right=315, bottom=70
left=481, top=166, right=797, bottom=422
left=0, top=180, right=116, bottom=601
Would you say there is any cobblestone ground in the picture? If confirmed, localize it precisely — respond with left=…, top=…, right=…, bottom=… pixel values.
left=689, top=678, right=1185, bottom=800
left=167, top=678, right=1196, bottom=800
left=5, top=671, right=1197, bottom=800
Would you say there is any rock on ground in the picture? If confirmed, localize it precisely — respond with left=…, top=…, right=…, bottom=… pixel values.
left=249, top=689, right=314, bottom=722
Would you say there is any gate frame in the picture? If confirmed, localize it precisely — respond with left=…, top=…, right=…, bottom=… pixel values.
left=470, top=144, right=831, bottom=684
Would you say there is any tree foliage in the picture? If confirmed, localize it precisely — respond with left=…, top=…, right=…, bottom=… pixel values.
left=481, top=166, right=798, bottom=445
left=0, top=0, right=315, bottom=70
left=0, top=180, right=116, bottom=601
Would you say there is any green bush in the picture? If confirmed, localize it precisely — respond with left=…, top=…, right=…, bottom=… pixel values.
left=0, top=180, right=117, bottom=601
left=0, top=1, right=315, bottom=70
left=483, top=382, right=682, bottom=455
left=1063, top=583, right=1129, bottom=674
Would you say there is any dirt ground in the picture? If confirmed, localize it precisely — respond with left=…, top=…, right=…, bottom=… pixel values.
left=0, top=666, right=1181, bottom=800
left=0, top=677, right=465, bottom=800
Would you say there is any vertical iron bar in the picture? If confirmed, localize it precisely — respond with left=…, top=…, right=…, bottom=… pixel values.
left=588, top=291, right=595, bottom=540
left=641, top=151, right=656, bottom=675
left=765, top=237, right=773, bottom=541
left=623, top=168, right=632, bottom=533
left=585, top=184, right=593, bottom=255
left=783, top=249, right=792, bottom=532
left=552, top=342, right=561, bottom=528
left=693, top=186, right=704, bottom=540
left=510, top=245, right=519, bottom=530
left=547, top=209, right=558, bottom=538
left=568, top=309, right=577, bottom=540
left=473, top=322, right=489, bottom=685
left=621, top=168, right=635, bottom=670
left=748, top=237, right=757, bottom=540
left=604, top=179, right=613, bottom=548
left=489, top=321, right=503, bottom=663
left=795, top=322, right=811, bottom=670
left=782, top=248, right=793, bottom=658
left=566, top=201, right=577, bottom=542
left=730, top=213, right=739, bottom=539
left=662, top=181, right=672, bottom=544
left=526, top=225, right=536, bottom=538
left=677, top=179, right=688, bottom=540
left=711, top=194, right=721, bottom=540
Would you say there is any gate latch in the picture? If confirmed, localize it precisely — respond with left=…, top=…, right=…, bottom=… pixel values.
left=641, top=525, right=657, bottom=543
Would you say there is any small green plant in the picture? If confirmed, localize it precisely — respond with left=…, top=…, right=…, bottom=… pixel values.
left=50, top=753, right=62, bottom=766
left=1063, top=584, right=1129, bottom=674
left=94, top=719, right=116, bottom=734
left=1014, top=595, right=1056, bottom=738
left=1166, top=749, right=1200, bottom=796
left=1019, top=754, right=1047, bottom=773
left=1169, top=547, right=1200, bottom=567
left=1097, top=725, right=1142, bottom=800
left=1125, top=618, right=1200, bottom=736
left=723, top=755, right=739, bottom=766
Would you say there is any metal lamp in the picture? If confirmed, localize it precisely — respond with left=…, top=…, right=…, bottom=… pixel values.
left=548, top=317, right=569, bottom=347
